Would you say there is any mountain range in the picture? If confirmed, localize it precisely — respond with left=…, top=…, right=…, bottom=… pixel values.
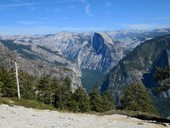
left=100, top=34, right=170, bottom=117
left=100, top=34, right=170, bottom=94
left=1, top=28, right=170, bottom=91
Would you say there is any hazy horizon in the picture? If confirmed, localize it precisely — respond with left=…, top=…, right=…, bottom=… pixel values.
left=1, top=27, right=170, bottom=36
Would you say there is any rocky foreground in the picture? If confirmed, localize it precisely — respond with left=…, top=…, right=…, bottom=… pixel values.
left=0, top=104, right=169, bottom=128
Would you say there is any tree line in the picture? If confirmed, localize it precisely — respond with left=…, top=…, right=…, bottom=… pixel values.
left=0, top=67, right=115, bottom=112
left=0, top=66, right=156, bottom=114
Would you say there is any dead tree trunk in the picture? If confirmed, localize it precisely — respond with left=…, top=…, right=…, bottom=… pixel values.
left=14, top=62, right=21, bottom=99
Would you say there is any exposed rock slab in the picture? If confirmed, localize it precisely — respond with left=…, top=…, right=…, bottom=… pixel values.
left=0, top=104, right=168, bottom=128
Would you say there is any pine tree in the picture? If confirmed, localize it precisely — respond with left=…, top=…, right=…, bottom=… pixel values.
left=67, top=98, right=79, bottom=112
left=37, top=76, right=53, bottom=104
left=0, top=81, right=3, bottom=97
left=121, top=83, right=155, bottom=113
left=74, top=87, right=91, bottom=112
left=90, top=88, right=106, bottom=112
left=53, top=77, right=73, bottom=110
left=19, top=71, right=36, bottom=99
left=0, top=67, right=16, bottom=97
left=154, top=66, right=170, bottom=81
left=153, top=66, right=170, bottom=93
left=102, top=91, right=115, bottom=111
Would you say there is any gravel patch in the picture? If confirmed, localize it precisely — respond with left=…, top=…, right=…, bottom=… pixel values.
left=0, top=104, right=168, bottom=128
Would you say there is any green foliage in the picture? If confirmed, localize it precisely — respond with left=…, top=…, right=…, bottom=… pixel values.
left=0, top=97, right=55, bottom=110
left=0, top=67, right=38, bottom=99
left=153, top=66, right=170, bottom=94
left=152, top=67, right=170, bottom=117
left=102, top=91, right=115, bottom=111
left=64, top=77, right=71, bottom=86
left=53, top=77, right=73, bottom=110
left=73, top=87, right=91, bottom=112
left=90, top=88, right=103, bottom=112
left=154, top=79, right=170, bottom=94
left=19, top=71, right=37, bottom=99
left=37, top=76, right=52, bottom=104
left=0, top=67, right=16, bottom=97
left=0, top=66, right=117, bottom=113
left=90, top=88, right=114, bottom=112
left=154, top=66, right=170, bottom=81
left=0, top=81, right=3, bottom=97
left=67, top=98, right=79, bottom=112
left=121, top=83, right=156, bottom=113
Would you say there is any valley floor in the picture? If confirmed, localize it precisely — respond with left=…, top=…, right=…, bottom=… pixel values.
left=0, top=104, right=168, bottom=128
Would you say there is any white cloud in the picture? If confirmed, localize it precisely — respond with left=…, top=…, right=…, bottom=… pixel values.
left=120, top=23, right=170, bottom=30
left=1, top=0, right=77, bottom=10
left=85, top=4, right=93, bottom=17
left=61, top=26, right=97, bottom=31
left=52, top=0, right=79, bottom=4
left=104, top=1, right=112, bottom=8
left=80, top=0, right=86, bottom=4
left=53, top=5, right=75, bottom=12
left=18, top=21, right=42, bottom=25
left=0, top=0, right=35, bottom=10
left=0, top=3, right=34, bottom=8
left=0, top=26, right=57, bottom=35
left=122, top=23, right=154, bottom=29
left=0, top=26, right=111, bottom=35
left=81, top=0, right=93, bottom=17
left=154, top=16, right=170, bottom=20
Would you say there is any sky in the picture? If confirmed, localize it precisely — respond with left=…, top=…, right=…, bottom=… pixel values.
left=0, top=0, right=170, bottom=35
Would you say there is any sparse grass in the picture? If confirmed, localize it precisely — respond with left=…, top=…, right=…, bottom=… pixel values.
left=99, top=109, right=159, bottom=117
left=99, top=110, right=170, bottom=123
left=0, top=97, right=56, bottom=110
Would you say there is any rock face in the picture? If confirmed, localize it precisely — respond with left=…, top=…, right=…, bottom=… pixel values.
left=0, top=44, right=81, bottom=91
left=100, top=35, right=170, bottom=94
left=0, top=32, right=122, bottom=74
